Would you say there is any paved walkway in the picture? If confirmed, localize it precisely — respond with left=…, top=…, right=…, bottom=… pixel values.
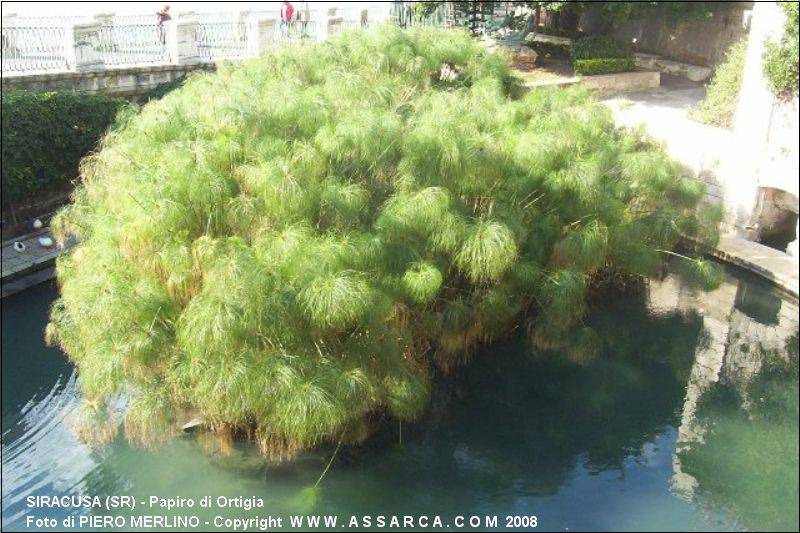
left=603, top=75, right=735, bottom=181
left=601, top=77, right=799, bottom=299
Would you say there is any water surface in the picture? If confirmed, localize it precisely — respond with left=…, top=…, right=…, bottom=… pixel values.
left=2, top=270, right=798, bottom=531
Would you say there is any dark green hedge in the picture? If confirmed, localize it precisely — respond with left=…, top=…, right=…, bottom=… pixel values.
left=529, top=41, right=571, bottom=60
left=570, top=35, right=633, bottom=62
left=1, top=91, right=129, bottom=204
left=538, top=27, right=586, bottom=40
left=574, top=58, right=636, bottom=76
left=146, top=77, right=186, bottom=102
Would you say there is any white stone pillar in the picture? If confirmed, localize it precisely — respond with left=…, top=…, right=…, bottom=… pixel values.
left=67, top=21, right=103, bottom=72
left=734, top=2, right=783, bottom=142
left=326, top=17, right=344, bottom=39
left=2, top=12, right=17, bottom=28
left=94, top=12, right=114, bottom=27
left=238, top=9, right=252, bottom=45
left=2, top=13, right=18, bottom=52
left=725, top=1, right=787, bottom=232
left=168, top=18, right=200, bottom=65
left=247, top=16, right=277, bottom=56
left=94, top=12, right=114, bottom=51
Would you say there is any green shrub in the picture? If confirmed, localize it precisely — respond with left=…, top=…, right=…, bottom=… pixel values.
left=570, top=35, right=633, bottom=62
left=538, top=27, right=586, bottom=40
left=48, top=26, right=720, bottom=458
left=688, top=40, right=746, bottom=128
left=529, top=41, right=571, bottom=60
left=1, top=91, right=129, bottom=206
left=146, top=77, right=186, bottom=101
left=763, top=1, right=799, bottom=97
left=574, top=58, right=636, bottom=76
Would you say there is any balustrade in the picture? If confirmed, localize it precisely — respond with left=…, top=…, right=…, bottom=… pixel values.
left=1, top=5, right=452, bottom=75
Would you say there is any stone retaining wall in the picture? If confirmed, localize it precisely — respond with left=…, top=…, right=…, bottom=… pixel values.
left=1, top=63, right=215, bottom=100
left=578, top=70, right=660, bottom=94
left=579, top=2, right=753, bottom=68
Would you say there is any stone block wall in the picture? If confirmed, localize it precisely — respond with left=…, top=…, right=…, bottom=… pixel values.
left=579, top=2, right=753, bottom=68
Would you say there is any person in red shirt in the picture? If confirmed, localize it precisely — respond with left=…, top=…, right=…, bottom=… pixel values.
left=280, top=1, right=295, bottom=37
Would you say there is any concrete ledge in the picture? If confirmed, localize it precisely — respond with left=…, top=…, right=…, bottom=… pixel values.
left=1, top=266, right=56, bottom=299
left=706, top=234, right=799, bottom=301
left=523, top=76, right=581, bottom=90
left=518, top=71, right=659, bottom=96
left=579, top=70, right=661, bottom=94
left=634, top=52, right=712, bottom=82
left=1, top=62, right=216, bottom=98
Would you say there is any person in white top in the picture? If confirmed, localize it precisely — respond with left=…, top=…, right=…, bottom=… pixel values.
left=299, top=1, right=312, bottom=38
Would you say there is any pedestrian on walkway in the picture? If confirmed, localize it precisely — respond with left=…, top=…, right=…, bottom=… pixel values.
left=156, top=5, right=171, bottom=45
left=281, top=1, right=295, bottom=38
left=299, top=1, right=312, bottom=38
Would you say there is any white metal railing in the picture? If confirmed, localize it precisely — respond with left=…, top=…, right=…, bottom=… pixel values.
left=114, top=14, right=162, bottom=26
left=15, top=15, right=87, bottom=27
left=195, top=12, right=238, bottom=23
left=97, top=24, right=169, bottom=66
left=1, top=5, right=456, bottom=75
left=196, top=21, right=248, bottom=60
left=274, top=20, right=319, bottom=43
left=1, top=25, right=69, bottom=72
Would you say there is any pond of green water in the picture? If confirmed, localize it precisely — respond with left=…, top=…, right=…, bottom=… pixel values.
left=2, top=269, right=797, bottom=531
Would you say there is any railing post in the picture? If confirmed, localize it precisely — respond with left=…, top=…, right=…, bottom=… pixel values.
left=247, top=16, right=276, bottom=56
left=2, top=12, right=17, bottom=29
left=94, top=12, right=114, bottom=51
left=168, top=17, right=199, bottom=64
left=67, top=21, right=104, bottom=72
left=94, top=12, right=114, bottom=27
left=238, top=9, right=252, bottom=46
left=326, top=17, right=344, bottom=39
left=3, top=13, right=19, bottom=52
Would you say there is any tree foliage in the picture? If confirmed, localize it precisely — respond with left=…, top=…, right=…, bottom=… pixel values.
left=763, top=1, right=799, bottom=97
left=570, top=35, right=633, bottom=62
left=48, top=26, right=720, bottom=458
left=510, top=1, right=732, bottom=27
left=1, top=91, right=130, bottom=205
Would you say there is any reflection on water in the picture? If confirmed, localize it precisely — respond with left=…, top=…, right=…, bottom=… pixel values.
left=681, top=342, right=798, bottom=532
left=1, top=268, right=798, bottom=531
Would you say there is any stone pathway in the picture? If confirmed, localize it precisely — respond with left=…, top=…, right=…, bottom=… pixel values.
left=602, top=77, right=799, bottom=300
left=603, top=76, right=735, bottom=200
